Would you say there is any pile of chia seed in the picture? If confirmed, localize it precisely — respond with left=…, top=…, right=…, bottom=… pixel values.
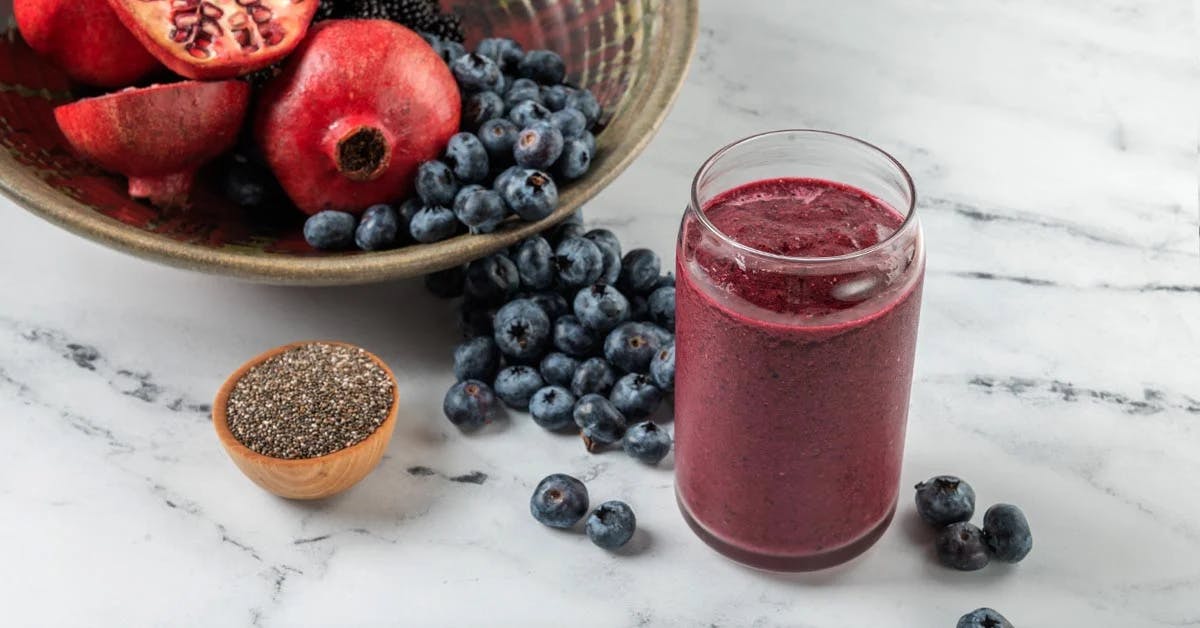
left=225, top=342, right=394, bottom=459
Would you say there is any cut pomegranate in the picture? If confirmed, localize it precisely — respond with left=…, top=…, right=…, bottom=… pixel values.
left=15, top=0, right=162, bottom=88
left=104, top=0, right=317, bottom=79
left=255, top=20, right=461, bottom=215
left=54, top=81, right=251, bottom=208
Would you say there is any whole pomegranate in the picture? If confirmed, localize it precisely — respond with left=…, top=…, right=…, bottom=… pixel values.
left=55, top=81, right=251, bottom=208
left=104, top=0, right=318, bottom=79
left=255, top=19, right=461, bottom=215
left=14, top=0, right=161, bottom=88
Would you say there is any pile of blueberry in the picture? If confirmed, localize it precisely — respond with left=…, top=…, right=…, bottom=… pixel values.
left=303, top=37, right=602, bottom=251
left=530, top=473, right=636, bottom=551
left=913, top=475, right=1033, bottom=572
left=437, top=213, right=676, bottom=464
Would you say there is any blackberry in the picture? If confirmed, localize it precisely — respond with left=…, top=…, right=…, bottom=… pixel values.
left=351, top=0, right=434, bottom=26
left=314, top=0, right=339, bottom=21
left=428, top=13, right=465, bottom=42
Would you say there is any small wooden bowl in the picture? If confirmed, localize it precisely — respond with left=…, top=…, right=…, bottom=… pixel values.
left=212, top=341, right=399, bottom=500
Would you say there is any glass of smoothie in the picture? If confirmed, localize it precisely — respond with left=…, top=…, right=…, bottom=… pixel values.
left=674, top=129, right=924, bottom=571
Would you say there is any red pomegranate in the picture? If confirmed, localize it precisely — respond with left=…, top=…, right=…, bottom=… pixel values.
left=104, top=0, right=318, bottom=79
left=255, top=19, right=461, bottom=215
left=14, top=0, right=161, bottom=88
left=55, top=81, right=251, bottom=208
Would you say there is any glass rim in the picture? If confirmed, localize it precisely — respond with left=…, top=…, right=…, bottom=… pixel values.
left=689, top=129, right=918, bottom=264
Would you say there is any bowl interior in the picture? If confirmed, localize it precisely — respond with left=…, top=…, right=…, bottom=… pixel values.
left=0, top=0, right=696, bottom=284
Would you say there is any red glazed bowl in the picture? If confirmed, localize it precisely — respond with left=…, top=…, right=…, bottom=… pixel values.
left=0, top=0, right=697, bottom=284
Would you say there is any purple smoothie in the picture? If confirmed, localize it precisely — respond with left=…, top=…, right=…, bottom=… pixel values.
left=675, top=177, right=924, bottom=570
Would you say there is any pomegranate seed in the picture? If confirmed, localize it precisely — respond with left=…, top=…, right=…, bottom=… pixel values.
left=201, top=2, right=223, bottom=18
left=250, top=6, right=272, bottom=23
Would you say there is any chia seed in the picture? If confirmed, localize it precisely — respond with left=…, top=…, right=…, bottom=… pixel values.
left=225, top=342, right=394, bottom=459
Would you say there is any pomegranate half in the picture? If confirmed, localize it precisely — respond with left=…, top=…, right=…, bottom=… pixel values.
left=15, top=0, right=161, bottom=88
left=255, top=19, right=461, bottom=215
left=104, top=0, right=317, bottom=79
left=55, top=80, right=251, bottom=208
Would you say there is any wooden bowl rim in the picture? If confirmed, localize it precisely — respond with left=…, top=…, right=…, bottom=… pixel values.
left=0, top=1, right=700, bottom=285
left=212, top=340, right=400, bottom=469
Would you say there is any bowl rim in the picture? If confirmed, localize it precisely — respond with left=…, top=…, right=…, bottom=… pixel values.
left=211, top=340, right=400, bottom=469
left=0, top=2, right=700, bottom=285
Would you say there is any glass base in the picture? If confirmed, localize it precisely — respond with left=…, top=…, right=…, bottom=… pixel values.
left=677, top=492, right=897, bottom=572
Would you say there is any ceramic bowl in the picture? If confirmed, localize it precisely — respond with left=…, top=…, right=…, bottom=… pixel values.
left=212, top=341, right=399, bottom=499
left=0, top=0, right=697, bottom=284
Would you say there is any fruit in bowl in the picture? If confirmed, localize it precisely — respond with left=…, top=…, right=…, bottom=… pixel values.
left=0, top=0, right=698, bottom=283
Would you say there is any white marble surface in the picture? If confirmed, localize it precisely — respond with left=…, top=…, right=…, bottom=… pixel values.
left=2, top=0, right=1198, bottom=625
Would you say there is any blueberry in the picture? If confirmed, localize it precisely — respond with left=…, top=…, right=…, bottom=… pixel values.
left=584, top=228, right=621, bottom=257
left=529, top=385, right=577, bottom=431
left=574, top=393, right=627, bottom=451
left=456, top=188, right=507, bottom=234
left=586, top=501, right=636, bottom=550
left=567, top=89, right=602, bottom=128
left=508, top=99, right=552, bottom=128
left=627, top=295, right=648, bottom=322
left=983, top=504, right=1032, bottom=563
left=518, top=49, right=566, bottom=85
left=656, top=273, right=675, bottom=289
left=554, top=138, right=592, bottom=180
left=424, top=265, right=466, bottom=299
left=453, top=184, right=485, bottom=213
left=957, top=608, right=1014, bottom=628
left=416, top=160, right=459, bottom=207
left=643, top=323, right=674, bottom=347
left=649, top=343, right=675, bottom=391
left=461, top=90, right=505, bottom=131
left=914, top=475, right=976, bottom=526
left=551, top=220, right=587, bottom=246
left=494, top=365, right=545, bottom=410
left=573, top=284, right=630, bottom=333
left=579, top=130, right=597, bottom=157
left=936, top=522, right=991, bottom=571
left=526, top=291, right=570, bottom=320
left=493, top=164, right=525, bottom=194
left=503, top=169, right=558, bottom=221
left=530, top=473, right=588, bottom=529
left=623, top=421, right=671, bottom=465
left=459, top=303, right=496, bottom=338
left=540, top=84, right=574, bottom=111
left=478, top=118, right=520, bottom=164
left=514, top=236, right=556, bottom=291
left=647, top=286, right=675, bottom=330
left=353, top=203, right=400, bottom=251
left=504, top=78, right=542, bottom=107
left=604, top=322, right=662, bottom=373
left=493, top=299, right=551, bottom=362
left=514, top=122, right=565, bottom=170
left=409, top=206, right=458, bottom=243
left=445, top=133, right=490, bottom=183
left=548, top=107, right=587, bottom=139
left=540, top=352, right=580, bottom=387
left=609, top=373, right=663, bottom=420
left=453, top=336, right=501, bottom=382
left=554, top=315, right=598, bottom=357
left=555, top=237, right=604, bottom=289
left=302, top=210, right=356, bottom=250
left=220, top=156, right=275, bottom=208
left=443, top=380, right=496, bottom=431
left=464, top=254, right=520, bottom=303
left=438, top=40, right=467, bottom=65
left=618, top=249, right=662, bottom=295
left=452, top=52, right=503, bottom=93
left=477, top=37, right=524, bottom=74
left=571, top=357, right=616, bottom=397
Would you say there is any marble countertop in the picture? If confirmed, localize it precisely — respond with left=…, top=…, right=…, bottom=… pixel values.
left=2, top=0, right=1198, bottom=626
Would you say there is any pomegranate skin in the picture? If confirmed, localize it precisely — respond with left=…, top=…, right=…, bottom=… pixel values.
left=54, top=80, right=251, bottom=208
left=14, top=0, right=161, bottom=88
left=105, top=0, right=318, bottom=80
left=256, top=20, right=461, bottom=215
